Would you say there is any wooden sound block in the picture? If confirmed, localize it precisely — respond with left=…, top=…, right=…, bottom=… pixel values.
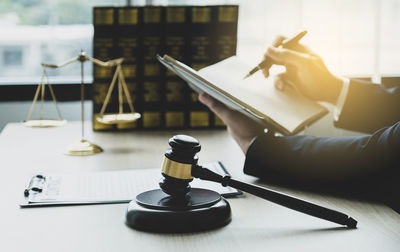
left=126, top=188, right=231, bottom=233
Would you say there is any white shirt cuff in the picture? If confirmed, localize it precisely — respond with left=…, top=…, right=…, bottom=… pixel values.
left=334, top=77, right=350, bottom=121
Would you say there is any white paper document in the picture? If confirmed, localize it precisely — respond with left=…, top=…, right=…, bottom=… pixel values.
left=21, top=162, right=241, bottom=207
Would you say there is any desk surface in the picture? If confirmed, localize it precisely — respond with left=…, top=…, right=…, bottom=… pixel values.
left=0, top=122, right=399, bottom=252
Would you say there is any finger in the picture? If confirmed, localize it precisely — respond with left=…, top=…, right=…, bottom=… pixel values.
left=266, top=46, right=310, bottom=66
left=271, top=35, right=287, bottom=47
left=267, top=37, right=311, bottom=56
left=274, top=72, right=289, bottom=91
left=262, top=67, right=270, bottom=78
left=287, top=43, right=313, bottom=54
left=274, top=72, right=301, bottom=93
left=261, top=35, right=287, bottom=78
left=261, top=60, right=272, bottom=79
left=274, top=79, right=285, bottom=91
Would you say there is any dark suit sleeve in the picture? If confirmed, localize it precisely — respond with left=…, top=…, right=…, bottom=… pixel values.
left=244, top=122, right=400, bottom=210
left=335, top=79, right=400, bottom=133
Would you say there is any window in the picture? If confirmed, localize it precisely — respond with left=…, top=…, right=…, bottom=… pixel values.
left=236, top=0, right=400, bottom=81
left=0, top=0, right=399, bottom=86
left=3, top=47, right=23, bottom=66
left=0, top=0, right=123, bottom=85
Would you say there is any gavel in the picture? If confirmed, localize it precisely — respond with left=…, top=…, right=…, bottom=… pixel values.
left=158, top=135, right=357, bottom=228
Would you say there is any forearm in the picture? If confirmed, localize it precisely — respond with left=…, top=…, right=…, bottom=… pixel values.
left=335, top=79, right=400, bottom=133
left=244, top=122, right=400, bottom=185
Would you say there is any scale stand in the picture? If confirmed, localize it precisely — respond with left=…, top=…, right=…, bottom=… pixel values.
left=64, top=51, right=103, bottom=155
left=23, top=67, right=67, bottom=128
left=95, top=59, right=141, bottom=125
left=40, top=50, right=106, bottom=155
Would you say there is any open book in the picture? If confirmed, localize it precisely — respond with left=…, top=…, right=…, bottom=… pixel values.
left=157, top=55, right=328, bottom=135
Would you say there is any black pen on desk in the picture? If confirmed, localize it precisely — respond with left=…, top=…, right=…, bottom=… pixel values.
left=243, top=30, right=308, bottom=79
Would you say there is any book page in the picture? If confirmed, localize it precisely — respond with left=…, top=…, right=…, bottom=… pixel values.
left=198, top=57, right=327, bottom=134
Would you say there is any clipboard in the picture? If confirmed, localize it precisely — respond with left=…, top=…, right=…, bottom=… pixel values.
left=157, top=54, right=329, bottom=135
left=157, top=54, right=273, bottom=130
left=21, top=161, right=241, bottom=207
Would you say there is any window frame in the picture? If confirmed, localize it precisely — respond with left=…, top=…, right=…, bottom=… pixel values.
left=0, top=83, right=92, bottom=101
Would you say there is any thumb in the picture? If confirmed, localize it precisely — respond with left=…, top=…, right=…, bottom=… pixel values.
left=267, top=46, right=310, bottom=66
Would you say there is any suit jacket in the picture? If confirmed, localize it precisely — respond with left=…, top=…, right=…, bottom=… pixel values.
left=335, top=78, right=400, bottom=133
left=243, top=79, right=400, bottom=212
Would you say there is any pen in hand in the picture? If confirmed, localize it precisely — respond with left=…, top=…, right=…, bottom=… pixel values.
left=243, top=30, right=308, bottom=79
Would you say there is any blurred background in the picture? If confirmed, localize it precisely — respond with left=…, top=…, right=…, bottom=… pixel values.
left=0, top=0, right=399, bottom=135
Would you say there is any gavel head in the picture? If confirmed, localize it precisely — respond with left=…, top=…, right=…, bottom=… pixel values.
left=159, top=135, right=201, bottom=197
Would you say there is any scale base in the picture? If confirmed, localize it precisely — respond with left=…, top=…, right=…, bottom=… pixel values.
left=23, top=119, right=67, bottom=128
left=126, top=188, right=231, bottom=233
left=66, top=139, right=103, bottom=156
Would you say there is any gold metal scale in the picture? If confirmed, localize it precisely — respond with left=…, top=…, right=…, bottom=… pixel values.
left=95, top=57, right=141, bottom=125
left=23, top=67, right=67, bottom=128
left=23, top=51, right=140, bottom=155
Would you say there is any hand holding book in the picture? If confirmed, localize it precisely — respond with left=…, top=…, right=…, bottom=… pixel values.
left=199, top=92, right=264, bottom=153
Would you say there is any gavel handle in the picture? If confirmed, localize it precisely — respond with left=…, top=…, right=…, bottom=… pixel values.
left=191, top=165, right=357, bottom=228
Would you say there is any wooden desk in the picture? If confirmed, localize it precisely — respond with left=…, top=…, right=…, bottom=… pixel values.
left=0, top=122, right=399, bottom=251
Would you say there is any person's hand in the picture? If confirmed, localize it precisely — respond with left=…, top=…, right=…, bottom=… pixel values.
left=199, top=93, right=264, bottom=154
left=262, top=37, right=343, bottom=104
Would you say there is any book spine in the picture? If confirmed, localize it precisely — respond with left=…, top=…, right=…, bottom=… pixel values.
left=214, top=6, right=238, bottom=62
left=140, top=6, right=165, bottom=129
left=212, top=5, right=239, bottom=128
left=164, top=6, right=189, bottom=129
left=92, top=7, right=116, bottom=131
left=115, top=6, right=141, bottom=130
left=187, top=6, right=214, bottom=129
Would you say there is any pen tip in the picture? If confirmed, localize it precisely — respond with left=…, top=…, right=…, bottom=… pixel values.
left=243, top=74, right=250, bottom=80
left=346, top=217, right=358, bottom=228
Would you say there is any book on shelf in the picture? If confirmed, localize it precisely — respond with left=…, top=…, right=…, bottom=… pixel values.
left=92, top=6, right=116, bottom=131
left=158, top=55, right=329, bottom=136
left=115, top=6, right=141, bottom=130
left=164, top=6, right=189, bottom=128
left=92, top=5, right=239, bottom=131
left=141, top=6, right=165, bottom=129
left=187, top=6, right=214, bottom=128
left=212, top=6, right=238, bottom=127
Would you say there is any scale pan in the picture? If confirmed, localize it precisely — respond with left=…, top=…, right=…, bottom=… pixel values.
left=22, top=119, right=67, bottom=128
left=96, top=113, right=141, bottom=125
